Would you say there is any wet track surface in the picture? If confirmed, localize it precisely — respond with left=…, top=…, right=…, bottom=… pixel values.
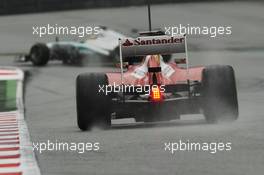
left=0, top=2, right=264, bottom=175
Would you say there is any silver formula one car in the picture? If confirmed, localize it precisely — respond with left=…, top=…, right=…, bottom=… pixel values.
left=17, top=27, right=126, bottom=66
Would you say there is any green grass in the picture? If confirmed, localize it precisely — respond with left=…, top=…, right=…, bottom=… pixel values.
left=0, top=80, right=17, bottom=112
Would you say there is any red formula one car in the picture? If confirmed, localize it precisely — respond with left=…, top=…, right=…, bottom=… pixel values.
left=76, top=32, right=238, bottom=131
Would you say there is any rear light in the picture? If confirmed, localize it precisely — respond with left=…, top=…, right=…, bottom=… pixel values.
left=150, top=86, right=162, bottom=102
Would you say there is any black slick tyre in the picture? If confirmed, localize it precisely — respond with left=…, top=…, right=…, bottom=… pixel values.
left=202, top=65, right=238, bottom=123
left=76, top=73, right=112, bottom=131
left=30, top=43, right=50, bottom=66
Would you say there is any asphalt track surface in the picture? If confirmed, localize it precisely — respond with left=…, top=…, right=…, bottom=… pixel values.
left=0, top=2, right=264, bottom=175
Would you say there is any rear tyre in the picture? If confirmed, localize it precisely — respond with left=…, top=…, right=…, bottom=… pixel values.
left=202, top=65, right=238, bottom=123
left=76, top=73, right=112, bottom=131
left=30, top=43, right=49, bottom=66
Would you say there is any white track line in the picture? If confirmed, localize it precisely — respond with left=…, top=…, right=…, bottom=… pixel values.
left=0, top=144, right=20, bottom=148
left=0, top=132, right=19, bottom=135
left=0, top=167, right=22, bottom=173
left=0, top=151, right=20, bottom=156
left=0, top=135, right=19, bottom=139
left=0, top=158, right=20, bottom=164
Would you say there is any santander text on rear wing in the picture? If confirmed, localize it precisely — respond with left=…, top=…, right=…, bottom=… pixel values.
left=120, top=35, right=186, bottom=57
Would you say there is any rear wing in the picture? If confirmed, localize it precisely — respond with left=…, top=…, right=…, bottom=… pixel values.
left=120, top=35, right=186, bottom=57
left=118, top=35, right=190, bottom=84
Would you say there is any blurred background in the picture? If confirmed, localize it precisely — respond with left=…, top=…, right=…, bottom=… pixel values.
left=0, top=0, right=260, bottom=15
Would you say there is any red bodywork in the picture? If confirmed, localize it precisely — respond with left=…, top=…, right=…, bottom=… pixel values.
left=106, top=55, right=204, bottom=86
